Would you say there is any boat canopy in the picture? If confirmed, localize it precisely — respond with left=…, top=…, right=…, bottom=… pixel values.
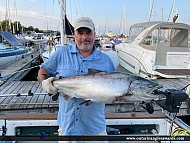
left=125, top=22, right=162, bottom=43
left=126, top=21, right=190, bottom=45
left=131, top=21, right=163, bottom=29
left=0, top=32, right=22, bottom=46
left=139, top=22, right=190, bottom=50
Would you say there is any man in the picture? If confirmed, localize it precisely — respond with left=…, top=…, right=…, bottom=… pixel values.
left=38, top=17, right=115, bottom=142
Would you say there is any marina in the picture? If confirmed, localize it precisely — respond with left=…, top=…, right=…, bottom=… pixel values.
left=0, top=0, right=190, bottom=142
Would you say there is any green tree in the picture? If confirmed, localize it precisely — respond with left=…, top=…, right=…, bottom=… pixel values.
left=0, top=19, right=11, bottom=31
left=27, top=26, right=34, bottom=31
left=34, top=27, right=40, bottom=33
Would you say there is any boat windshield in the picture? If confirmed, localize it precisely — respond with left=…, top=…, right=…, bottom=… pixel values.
left=141, top=26, right=189, bottom=48
left=124, top=26, right=145, bottom=43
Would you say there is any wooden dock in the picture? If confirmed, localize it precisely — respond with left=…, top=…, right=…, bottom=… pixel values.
left=0, top=49, right=58, bottom=114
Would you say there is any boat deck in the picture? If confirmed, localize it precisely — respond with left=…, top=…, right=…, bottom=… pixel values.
left=155, top=69, right=190, bottom=78
left=0, top=81, right=58, bottom=112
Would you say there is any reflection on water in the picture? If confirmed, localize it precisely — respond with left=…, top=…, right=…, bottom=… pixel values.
left=99, top=47, right=129, bottom=73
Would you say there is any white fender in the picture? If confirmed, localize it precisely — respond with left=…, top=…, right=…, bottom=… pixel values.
left=135, top=64, right=141, bottom=75
left=186, top=83, right=190, bottom=96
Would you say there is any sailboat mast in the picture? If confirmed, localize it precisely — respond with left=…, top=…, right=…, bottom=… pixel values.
left=148, top=0, right=155, bottom=22
left=59, top=0, right=66, bottom=44
left=167, top=0, right=176, bottom=22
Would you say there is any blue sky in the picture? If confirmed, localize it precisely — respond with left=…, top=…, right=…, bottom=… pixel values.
left=0, top=0, right=190, bottom=35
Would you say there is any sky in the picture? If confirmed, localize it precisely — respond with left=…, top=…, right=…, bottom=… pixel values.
left=0, top=0, right=190, bottom=35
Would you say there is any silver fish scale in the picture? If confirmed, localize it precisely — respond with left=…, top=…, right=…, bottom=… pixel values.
left=53, top=72, right=163, bottom=103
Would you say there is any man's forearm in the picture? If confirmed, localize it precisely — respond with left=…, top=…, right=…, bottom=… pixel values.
left=38, top=68, right=49, bottom=84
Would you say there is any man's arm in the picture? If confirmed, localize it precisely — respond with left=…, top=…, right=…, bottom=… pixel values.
left=38, top=68, right=50, bottom=84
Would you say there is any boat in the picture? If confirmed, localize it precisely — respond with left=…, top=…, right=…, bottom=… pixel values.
left=115, top=21, right=190, bottom=79
left=100, top=38, right=114, bottom=48
left=0, top=32, right=29, bottom=67
left=41, top=1, right=74, bottom=61
left=32, top=33, right=47, bottom=45
left=41, top=45, right=57, bottom=61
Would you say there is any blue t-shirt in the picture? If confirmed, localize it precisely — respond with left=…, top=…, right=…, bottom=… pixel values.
left=40, top=44, right=115, bottom=135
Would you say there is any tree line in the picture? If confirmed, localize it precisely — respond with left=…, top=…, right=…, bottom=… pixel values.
left=0, top=19, right=58, bottom=35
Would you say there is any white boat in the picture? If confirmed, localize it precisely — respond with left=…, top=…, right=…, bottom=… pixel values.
left=32, top=33, right=47, bottom=45
left=0, top=112, right=189, bottom=143
left=0, top=45, right=29, bottom=67
left=115, top=21, right=190, bottom=79
left=0, top=32, right=29, bottom=67
left=100, top=38, right=114, bottom=48
left=41, top=45, right=57, bottom=61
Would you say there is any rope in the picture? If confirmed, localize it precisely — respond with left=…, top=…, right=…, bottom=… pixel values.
left=172, top=127, right=189, bottom=136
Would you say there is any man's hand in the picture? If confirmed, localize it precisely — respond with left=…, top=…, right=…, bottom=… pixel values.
left=42, top=77, right=58, bottom=95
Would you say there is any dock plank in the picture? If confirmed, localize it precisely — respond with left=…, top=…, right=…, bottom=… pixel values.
left=3, top=81, right=26, bottom=110
left=33, top=81, right=47, bottom=108
left=23, top=81, right=42, bottom=109
left=30, top=81, right=41, bottom=93
left=26, top=82, right=44, bottom=109
left=155, top=78, right=189, bottom=91
left=0, top=81, right=23, bottom=110
left=16, top=81, right=37, bottom=109
left=41, top=93, right=52, bottom=108
left=0, top=81, right=20, bottom=94
left=6, top=81, right=31, bottom=110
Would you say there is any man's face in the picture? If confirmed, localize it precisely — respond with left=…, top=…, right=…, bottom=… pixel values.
left=74, top=27, right=95, bottom=52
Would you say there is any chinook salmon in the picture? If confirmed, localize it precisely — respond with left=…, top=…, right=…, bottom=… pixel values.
left=52, top=70, right=163, bottom=103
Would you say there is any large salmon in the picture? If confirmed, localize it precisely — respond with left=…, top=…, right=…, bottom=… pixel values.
left=52, top=71, right=163, bottom=103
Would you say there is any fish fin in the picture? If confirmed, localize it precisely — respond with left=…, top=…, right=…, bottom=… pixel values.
left=59, top=91, right=71, bottom=100
left=88, top=68, right=104, bottom=74
left=79, top=99, right=91, bottom=105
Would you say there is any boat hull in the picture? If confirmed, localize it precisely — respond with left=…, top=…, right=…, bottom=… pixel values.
left=115, top=21, right=190, bottom=79
left=0, top=48, right=29, bottom=67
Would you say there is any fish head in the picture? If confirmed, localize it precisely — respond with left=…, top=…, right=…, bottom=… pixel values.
left=129, top=76, right=163, bottom=100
